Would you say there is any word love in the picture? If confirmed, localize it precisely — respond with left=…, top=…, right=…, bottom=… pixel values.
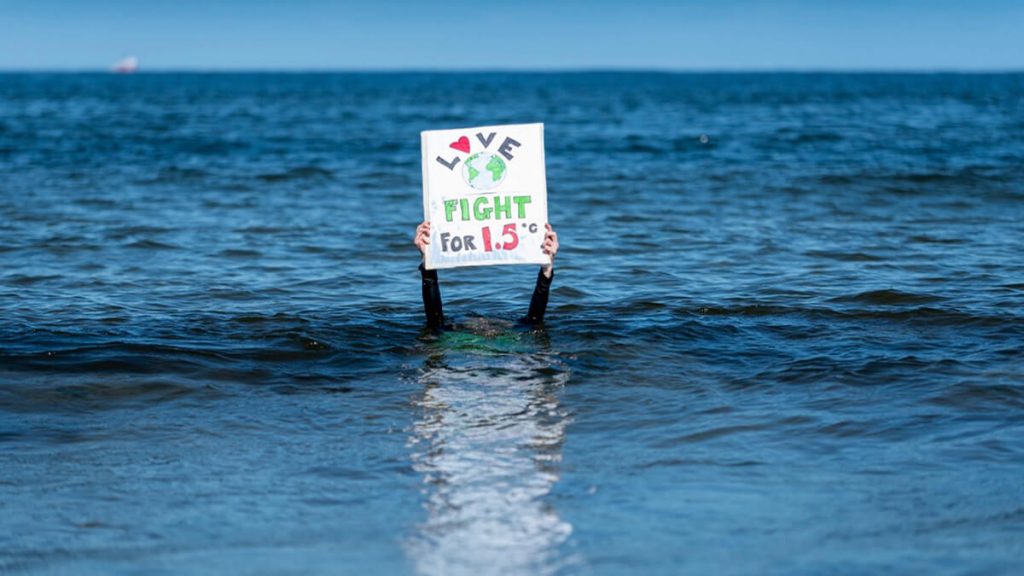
left=436, top=131, right=522, bottom=171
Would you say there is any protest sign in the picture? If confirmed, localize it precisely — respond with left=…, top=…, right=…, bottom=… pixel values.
left=421, top=123, right=549, bottom=270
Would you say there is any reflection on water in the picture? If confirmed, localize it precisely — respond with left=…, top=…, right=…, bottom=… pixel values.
left=407, top=327, right=576, bottom=576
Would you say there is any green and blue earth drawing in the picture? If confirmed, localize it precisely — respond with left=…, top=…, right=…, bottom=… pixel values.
left=461, top=151, right=507, bottom=191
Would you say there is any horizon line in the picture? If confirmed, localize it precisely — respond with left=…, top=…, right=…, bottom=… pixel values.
left=1, top=66, right=1022, bottom=75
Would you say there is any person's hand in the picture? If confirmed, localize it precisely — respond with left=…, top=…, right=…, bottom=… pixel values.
left=414, top=221, right=431, bottom=261
left=541, top=223, right=558, bottom=278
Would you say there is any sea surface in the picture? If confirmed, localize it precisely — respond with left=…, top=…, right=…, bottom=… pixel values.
left=1, top=72, right=1022, bottom=575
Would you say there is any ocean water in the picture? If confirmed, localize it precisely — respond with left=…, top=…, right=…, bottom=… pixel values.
left=1, top=72, right=1022, bottom=575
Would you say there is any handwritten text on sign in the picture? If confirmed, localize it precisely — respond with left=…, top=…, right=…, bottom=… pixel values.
left=421, top=123, right=548, bottom=270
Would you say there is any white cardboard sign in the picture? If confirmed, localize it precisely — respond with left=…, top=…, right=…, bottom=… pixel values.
left=421, top=123, right=549, bottom=270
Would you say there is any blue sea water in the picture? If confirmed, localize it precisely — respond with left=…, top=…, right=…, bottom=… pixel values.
left=1, top=72, right=1022, bottom=575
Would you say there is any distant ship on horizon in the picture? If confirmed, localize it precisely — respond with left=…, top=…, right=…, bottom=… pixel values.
left=112, top=56, right=139, bottom=73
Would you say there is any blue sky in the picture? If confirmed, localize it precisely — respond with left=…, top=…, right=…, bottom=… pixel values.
left=2, top=0, right=1022, bottom=70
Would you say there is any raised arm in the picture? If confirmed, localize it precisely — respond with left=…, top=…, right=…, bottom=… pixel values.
left=415, top=221, right=444, bottom=328
left=523, top=224, right=559, bottom=325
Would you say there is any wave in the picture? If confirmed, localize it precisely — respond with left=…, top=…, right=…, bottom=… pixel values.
left=805, top=250, right=883, bottom=262
left=0, top=376, right=218, bottom=416
left=828, top=289, right=946, bottom=306
left=125, top=239, right=179, bottom=250
left=678, top=302, right=1019, bottom=329
left=105, top=225, right=176, bottom=240
left=219, top=248, right=263, bottom=258
left=255, top=166, right=334, bottom=182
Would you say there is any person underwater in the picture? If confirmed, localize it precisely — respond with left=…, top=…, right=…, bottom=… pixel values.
left=413, top=221, right=559, bottom=330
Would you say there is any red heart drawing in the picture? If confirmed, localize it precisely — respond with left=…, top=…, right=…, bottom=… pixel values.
left=449, top=136, right=470, bottom=153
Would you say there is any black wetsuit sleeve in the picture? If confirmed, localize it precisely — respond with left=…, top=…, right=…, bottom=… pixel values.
left=420, top=263, right=444, bottom=328
left=522, top=268, right=554, bottom=325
